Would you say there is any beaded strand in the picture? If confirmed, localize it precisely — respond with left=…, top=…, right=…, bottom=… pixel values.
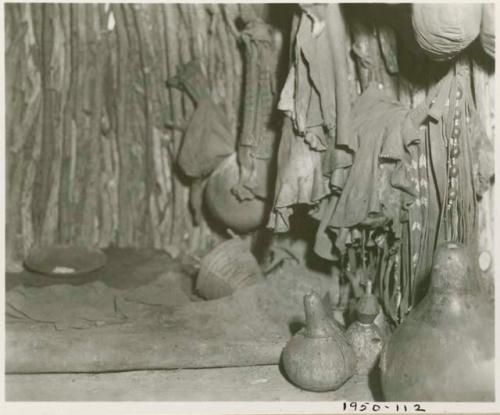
left=446, top=84, right=462, bottom=208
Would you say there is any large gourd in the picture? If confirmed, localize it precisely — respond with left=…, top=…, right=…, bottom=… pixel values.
left=412, top=4, right=482, bottom=61
left=281, top=291, right=356, bottom=392
left=380, top=242, right=495, bottom=401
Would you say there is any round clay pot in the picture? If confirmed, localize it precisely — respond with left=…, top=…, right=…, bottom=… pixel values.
left=281, top=291, right=356, bottom=392
left=380, top=242, right=495, bottom=402
left=205, top=153, right=269, bottom=233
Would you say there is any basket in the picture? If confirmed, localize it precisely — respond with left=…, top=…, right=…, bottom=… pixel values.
left=196, top=236, right=263, bottom=300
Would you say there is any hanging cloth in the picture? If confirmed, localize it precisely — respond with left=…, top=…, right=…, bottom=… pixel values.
left=268, top=117, right=330, bottom=233
left=326, top=85, right=411, bottom=229
left=269, top=4, right=354, bottom=233
left=383, top=61, right=493, bottom=317
left=312, top=84, right=415, bottom=261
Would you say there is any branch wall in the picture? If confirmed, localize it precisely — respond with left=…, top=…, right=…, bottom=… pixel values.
left=5, top=4, right=494, bottom=281
left=5, top=3, right=248, bottom=264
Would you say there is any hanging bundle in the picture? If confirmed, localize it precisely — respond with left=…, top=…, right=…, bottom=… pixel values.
left=233, top=18, right=280, bottom=201
left=412, top=4, right=482, bottom=61
left=204, top=18, right=280, bottom=233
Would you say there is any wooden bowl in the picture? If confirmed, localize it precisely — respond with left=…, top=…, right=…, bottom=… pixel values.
left=24, top=245, right=107, bottom=277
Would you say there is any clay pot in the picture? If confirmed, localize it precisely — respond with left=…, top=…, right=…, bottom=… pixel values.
left=196, top=235, right=263, bottom=300
left=205, top=153, right=269, bottom=233
left=281, top=291, right=356, bottom=392
left=380, top=242, right=495, bottom=401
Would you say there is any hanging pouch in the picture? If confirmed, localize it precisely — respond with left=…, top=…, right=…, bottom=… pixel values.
left=167, top=61, right=235, bottom=178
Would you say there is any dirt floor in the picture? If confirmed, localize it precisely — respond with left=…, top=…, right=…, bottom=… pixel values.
left=6, top=366, right=375, bottom=401
left=6, top=247, right=379, bottom=401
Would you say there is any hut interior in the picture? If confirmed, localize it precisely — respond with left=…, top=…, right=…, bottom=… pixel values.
left=4, top=2, right=495, bottom=402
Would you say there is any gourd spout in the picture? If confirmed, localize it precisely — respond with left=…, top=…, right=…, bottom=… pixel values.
left=304, top=291, right=334, bottom=338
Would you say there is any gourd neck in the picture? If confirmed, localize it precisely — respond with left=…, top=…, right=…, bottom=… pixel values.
left=304, top=292, right=336, bottom=338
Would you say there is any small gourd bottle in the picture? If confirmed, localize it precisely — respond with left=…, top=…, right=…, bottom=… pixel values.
left=345, top=280, right=385, bottom=375
left=281, top=291, right=356, bottom=392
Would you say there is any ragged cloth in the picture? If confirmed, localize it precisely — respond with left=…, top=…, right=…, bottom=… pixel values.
left=269, top=4, right=354, bottom=232
left=310, top=84, right=416, bottom=261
